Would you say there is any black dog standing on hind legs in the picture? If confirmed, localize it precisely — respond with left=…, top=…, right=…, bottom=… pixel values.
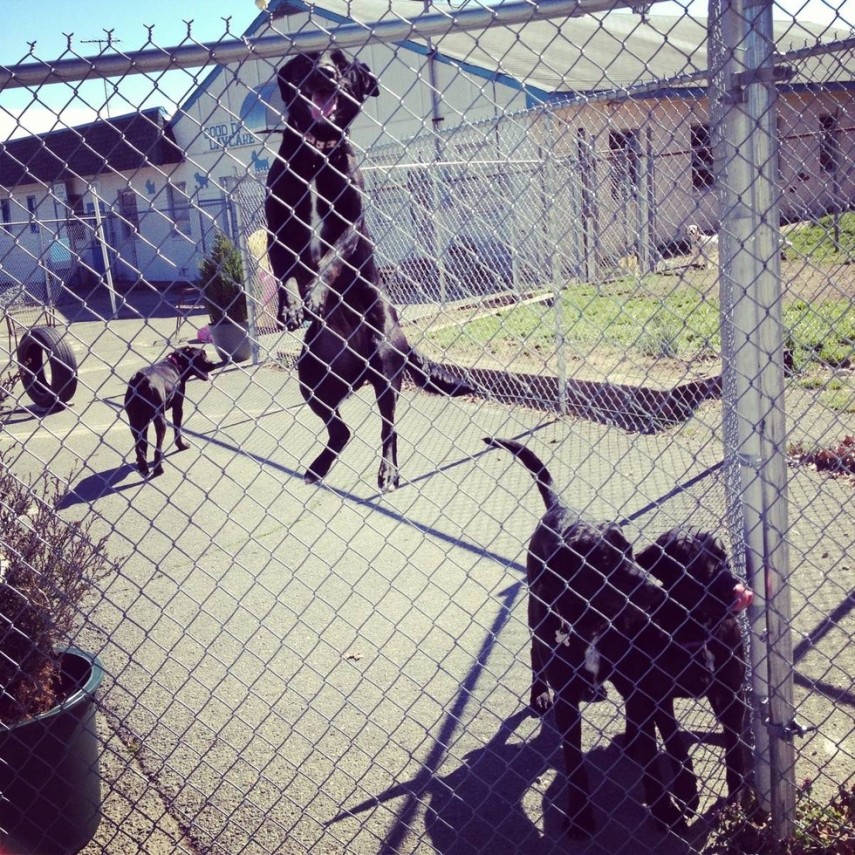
left=124, top=346, right=215, bottom=478
left=265, top=50, right=473, bottom=492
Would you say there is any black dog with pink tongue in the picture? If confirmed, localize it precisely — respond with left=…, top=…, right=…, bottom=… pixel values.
left=483, top=437, right=755, bottom=837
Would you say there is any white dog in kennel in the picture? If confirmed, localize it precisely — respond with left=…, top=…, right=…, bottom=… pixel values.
left=687, top=224, right=719, bottom=269
left=687, top=223, right=793, bottom=270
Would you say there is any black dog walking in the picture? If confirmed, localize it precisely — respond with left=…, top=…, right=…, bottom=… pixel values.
left=265, top=50, right=472, bottom=492
left=124, top=346, right=215, bottom=478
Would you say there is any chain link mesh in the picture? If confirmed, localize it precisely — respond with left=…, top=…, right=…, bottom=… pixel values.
left=1, top=1, right=853, bottom=852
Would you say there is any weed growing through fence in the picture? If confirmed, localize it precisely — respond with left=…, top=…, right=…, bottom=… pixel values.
left=704, top=781, right=855, bottom=854
left=0, top=368, right=19, bottom=409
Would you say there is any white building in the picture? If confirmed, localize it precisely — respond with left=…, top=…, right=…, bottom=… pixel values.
left=0, top=0, right=851, bottom=303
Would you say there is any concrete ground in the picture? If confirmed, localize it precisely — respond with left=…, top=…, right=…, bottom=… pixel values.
left=1, top=287, right=852, bottom=854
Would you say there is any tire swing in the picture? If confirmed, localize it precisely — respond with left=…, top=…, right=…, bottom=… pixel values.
left=16, top=326, right=78, bottom=409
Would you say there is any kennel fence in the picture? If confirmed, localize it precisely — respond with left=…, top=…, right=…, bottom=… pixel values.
left=1, top=1, right=853, bottom=852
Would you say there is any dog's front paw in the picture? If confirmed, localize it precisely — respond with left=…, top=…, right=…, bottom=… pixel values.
left=377, top=463, right=399, bottom=493
left=304, top=468, right=322, bottom=485
left=176, top=439, right=190, bottom=452
left=278, top=307, right=304, bottom=332
left=530, top=684, right=552, bottom=715
left=305, top=293, right=325, bottom=322
left=136, top=463, right=149, bottom=477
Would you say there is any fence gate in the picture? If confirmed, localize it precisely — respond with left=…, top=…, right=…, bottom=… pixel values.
left=0, top=2, right=853, bottom=854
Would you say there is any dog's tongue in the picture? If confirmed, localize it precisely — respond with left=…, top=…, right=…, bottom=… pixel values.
left=731, top=583, right=754, bottom=613
left=311, top=92, right=337, bottom=122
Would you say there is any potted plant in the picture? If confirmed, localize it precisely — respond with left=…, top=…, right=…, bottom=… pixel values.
left=199, top=231, right=252, bottom=363
left=0, top=450, right=113, bottom=854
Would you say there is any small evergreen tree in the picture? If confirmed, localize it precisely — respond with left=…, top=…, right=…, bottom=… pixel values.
left=198, top=232, right=248, bottom=325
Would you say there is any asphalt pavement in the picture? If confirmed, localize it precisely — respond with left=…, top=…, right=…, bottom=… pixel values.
left=1, top=286, right=851, bottom=855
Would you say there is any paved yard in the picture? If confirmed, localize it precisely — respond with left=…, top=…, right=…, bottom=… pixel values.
left=1, top=290, right=852, bottom=854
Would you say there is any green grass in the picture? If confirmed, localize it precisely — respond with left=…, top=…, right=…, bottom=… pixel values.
left=795, top=375, right=855, bottom=413
left=428, top=282, right=853, bottom=371
left=786, top=211, right=855, bottom=262
left=785, top=299, right=855, bottom=370
left=429, top=283, right=723, bottom=359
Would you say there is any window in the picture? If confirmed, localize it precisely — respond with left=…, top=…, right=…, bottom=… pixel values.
left=609, top=129, right=640, bottom=201
left=1, top=199, right=10, bottom=233
left=820, top=114, right=839, bottom=174
left=168, top=181, right=191, bottom=236
left=691, top=124, right=714, bottom=189
left=26, top=195, right=38, bottom=233
left=119, top=189, right=140, bottom=237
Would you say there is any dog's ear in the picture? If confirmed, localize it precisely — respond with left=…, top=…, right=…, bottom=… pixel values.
left=332, top=49, right=379, bottom=102
left=277, top=53, right=315, bottom=102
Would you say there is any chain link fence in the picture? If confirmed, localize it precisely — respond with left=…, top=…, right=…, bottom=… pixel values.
left=1, top=1, right=853, bottom=852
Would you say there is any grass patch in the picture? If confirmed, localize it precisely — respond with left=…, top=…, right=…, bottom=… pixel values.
left=785, top=299, right=855, bottom=370
left=795, top=374, right=855, bottom=413
left=429, top=282, right=721, bottom=358
left=786, top=211, right=855, bottom=263
left=427, top=281, right=853, bottom=373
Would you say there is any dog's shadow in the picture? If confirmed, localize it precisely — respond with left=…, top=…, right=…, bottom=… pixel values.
left=422, top=709, right=553, bottom=853
left=422, top=709, right=718, bottom=854
left=57, top=463, right=143, bottom=508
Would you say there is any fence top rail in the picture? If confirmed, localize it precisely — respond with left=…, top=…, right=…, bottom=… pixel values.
left=0, top=0, right=649, bottom=89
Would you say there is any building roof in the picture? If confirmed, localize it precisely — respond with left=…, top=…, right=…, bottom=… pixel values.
left=0, top=107, right=182, bottom=189
left=269, top=1, right=853, bottom=99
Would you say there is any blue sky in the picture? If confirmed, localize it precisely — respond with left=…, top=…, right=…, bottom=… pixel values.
left=0, top=0, right=264, bottom=140
left=1, top=0, right=850, bottom=141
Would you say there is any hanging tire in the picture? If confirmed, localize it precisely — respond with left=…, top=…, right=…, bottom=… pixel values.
left=16, top=326, right=78, bottom=409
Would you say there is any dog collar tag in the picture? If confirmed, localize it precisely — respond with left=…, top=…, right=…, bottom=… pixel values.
left=304, top=132, right=338, bottom=152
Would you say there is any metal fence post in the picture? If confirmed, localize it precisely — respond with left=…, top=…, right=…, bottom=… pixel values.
left=544, top=112, right=569, bottom=414
left=709, top=0, right=796, bottom=836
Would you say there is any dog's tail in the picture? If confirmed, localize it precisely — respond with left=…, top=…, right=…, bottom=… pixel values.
left=483, top=437, right=561, bottom=511
left=406, top=348, right=475, bottom=397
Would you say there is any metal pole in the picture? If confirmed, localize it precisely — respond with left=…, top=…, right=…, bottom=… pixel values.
left=0, top=1, right=641, bottom=89
left=709, top=0, right=795, bottom=837
left=90, top=185, right=118, bottom=319
left=545, top=114, right=569, bottom=415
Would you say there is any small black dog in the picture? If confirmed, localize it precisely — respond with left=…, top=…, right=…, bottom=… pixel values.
left=483, top=437, right=752, bottom=836
left=265, top=51, right=473, bottom=492
left=124, top=346, right=215, bottom=477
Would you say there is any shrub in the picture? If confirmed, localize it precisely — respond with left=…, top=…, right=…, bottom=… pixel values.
left=0, top=452, right=113, bottom=725
left=198, top=232, right=248, bottom=326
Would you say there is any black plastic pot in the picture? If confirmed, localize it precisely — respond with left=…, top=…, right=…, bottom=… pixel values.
left=0, top=647, right=104, bottom=854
